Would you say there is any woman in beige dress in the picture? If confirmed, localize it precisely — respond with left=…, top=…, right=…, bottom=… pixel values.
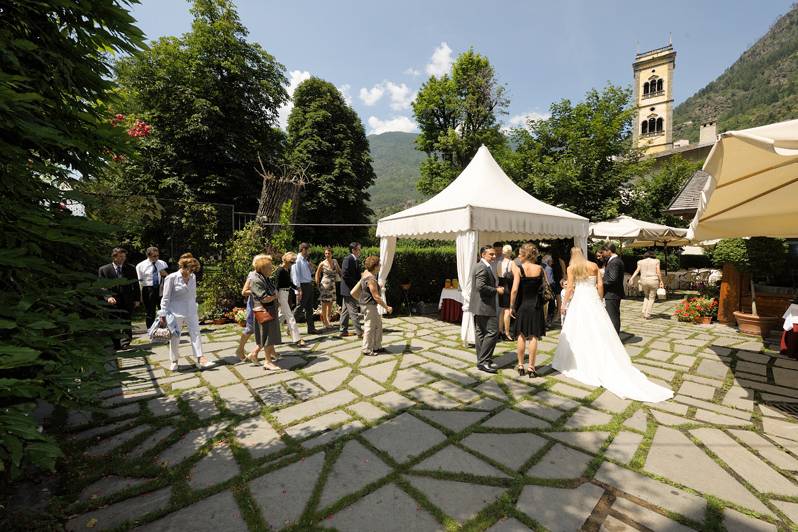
left=315, top=247, right=342, bottom=329
left=628, top=251, right=665, bottom=319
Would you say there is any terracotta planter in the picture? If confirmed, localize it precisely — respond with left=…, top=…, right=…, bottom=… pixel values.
left=211, top=318, right=228, bottom=325
left=733, top=311, right=780, bottom=337
left=698, top=316, right=713, bottom=325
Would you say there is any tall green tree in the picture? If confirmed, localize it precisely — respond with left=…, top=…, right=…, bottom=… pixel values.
left=412, top=49, right=510, bottom=195
left=627, top=155, right=701, bottom=227
left=511, top=85, right=647, bottom=221
left=96, top=0, right=288, bottom=257
left=0, top=0, right=143, bottom=476
left=287, top=77, right=376, bottom=244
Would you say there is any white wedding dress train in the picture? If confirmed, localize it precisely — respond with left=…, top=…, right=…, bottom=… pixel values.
left=552, top=276, right=673, bottom=403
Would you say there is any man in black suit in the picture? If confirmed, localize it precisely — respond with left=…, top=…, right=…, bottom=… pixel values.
left=601, top=242, right=625, bottom=335
left=339, top=241, right=363, bottom=338
left=470, top=246, right=506, bottom=373
left=98, top=247, right=141, bottom=349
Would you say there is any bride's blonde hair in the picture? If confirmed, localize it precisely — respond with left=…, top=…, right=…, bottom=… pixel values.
left=569, top=247, right=591, bottom=280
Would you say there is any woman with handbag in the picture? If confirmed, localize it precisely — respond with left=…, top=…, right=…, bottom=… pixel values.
left=249, top=255, right=282, bottom=371
left=159, top=255, right=213, bottom=371
left=359, top=256, right=393, bottom=356
left=315, top=246, right=342, bottom=329
left=509, top=243, right=546, bottom=377
left=236, top=254, right=269, bottom=361
left=628, top=251, right=665, bottom=320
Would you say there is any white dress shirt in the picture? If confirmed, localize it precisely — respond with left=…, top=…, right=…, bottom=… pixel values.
left=136, top=258, right=168, bottom=287
left=159, top=271, right=198, bottom=318
left=291, top=254, right=313, bottom=286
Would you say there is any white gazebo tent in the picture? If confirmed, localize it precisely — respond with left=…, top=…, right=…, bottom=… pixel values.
left=589, top=215, right=689, bottom=273
left=688, top=118, right=798, bottom=241
left=376, top=145, right=589, bottom=344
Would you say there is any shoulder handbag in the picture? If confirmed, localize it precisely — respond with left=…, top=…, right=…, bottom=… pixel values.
left=540, top=274, right=554, bottom=303
left=349, top=277, right=363, bottom=300
left=253, top=273, right=276, bottom=324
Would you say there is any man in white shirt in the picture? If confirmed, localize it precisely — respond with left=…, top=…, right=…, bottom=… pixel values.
left=291, top=242, right=317, bottom=334
left=136, top=246, right=168, bottom=328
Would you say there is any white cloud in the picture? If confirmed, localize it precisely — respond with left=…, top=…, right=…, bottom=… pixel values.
left=404, top=67, right=421, bottom=77
left=359, top=84, right=385, bottom=106
left=338, top=84, right=353, bottom=105
left=384, top=81, right=415, bottom=111
left=503, top=111, right=550, bottom=132
left=277, top=69, right=312, bottom=129
left=367, top=115, right=418, bottom=135
left=426, top=42, right=453, bottom=77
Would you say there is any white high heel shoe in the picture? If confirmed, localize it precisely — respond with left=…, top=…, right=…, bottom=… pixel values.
left=195, top=357, right=214, bottom=370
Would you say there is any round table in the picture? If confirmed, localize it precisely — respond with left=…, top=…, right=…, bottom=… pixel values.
left=439, top=288, right=464, bottom=324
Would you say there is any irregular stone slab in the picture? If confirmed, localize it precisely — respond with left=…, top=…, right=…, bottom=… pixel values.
left=563, top=407, right=613, bottom=429
left=321, top=483, right=440, bottom=531
left=527, top=444, right=593, bottom=479
left=253, top=383, right=294, bottom=406
left=84, top=424, right=151, bottom=457
left=421, top=350, right=470, bottom=369
left=347, top=375, right=384, bottom=396
left=434, top=346, right=475, bottom=363
left=534, top=390, right=581, bottom=411
left=635, top=363, right=677, bottom=382
left=217, top=383, right=260, bottom=416
left=135, top=489, right=247, bottom=531
left=130, top=427, right=175, bottom=458
left=361, top=412, right=446, bottom=463
left=482, top=409, right=549, bottom=430
left=600, top=515, right=635, bottom=531
left=69, top=420, right=134, bottom=442
left=273, top=390, right=357, bottom=426
left=592, top=391, right=632, bottom=414
left=691, top=428, right=798, bottom=496
left=392, top=367, right=437, bottom=391
left=516, top=483, right=604, bottom=532
left=762, top=417, right=798, bottom=442
left=672, top=354, right=697, bottom=366
left=414, top=409, right=487, bottom=433
left=421, top=362, right=478, bottom=385
left=147, top=396, right=180, bottom=417
left=157, top=422, right=229, bottom=467
left=737, top=360, right=767, bottom=375
left=319, top=440, right=392, bottom=509
left=650, top=409, right=693, bottom=426
left=645, top=426, right=772, bottom=515
left=694, top=409, right=751, bottom=426
left=514, top=399, right=564, bottom=422
left=547, top=431, right=610, bottom=455
left=170, top=376, right=202, bottom=391
left=605, top=431, right=643, bottom=464
left=372, top=391, right=414, bottom=411
left=201, top=366, right=240, bottom=388
left=676, top=381, right=716, bottom=400
left=722, top=508, right=777, bottom=532
left=79, top=475, right=151, bottom=502
left=623, top=410, right=648, bottom=432
left=595, top=462, right=706, bottom=522
left=399, top=353, right=427, bottom=368
left=429, top=380, right=480, bottom=402
left=406, top=475, right=506, bottom=523
left=414, top=445, right=509, bottom=478
left=249, top=452, right=325, bottom=530
left=503, top=378, right=536, bottom=400
left=65, top=487, right=171, bottom=531
left=359, top=360, right=397, bottom=382
left=301, top=419, right=364, bottom=448
left=551, top=382, right=593, bottom=399
left=182, top=388, right=219, bottom=420
left=285, top=411, right=351, bottom=440
left=284, top=378, right=325, bottom=400
left=462, top=432, right=548, bottom=470
left=772, top=500, right=798, bottom=523
left=312, top=367, right=353, bottom=392
left=674, top=394, right=750, bottom=419
left=302, top=356, right=344, bottom=374
left=651, top=400, right=689, bottom=416
left=475, top=380, right=510, bottom=401
left=467, top=397, right=504, bottom=411
left=485, top=517, right=531, bottom=531
left=643, top=349, right=672, bottom=361
left=729, top=429, right=798, bottom=470
left=696, top=359, right=729, bottom=380
left=408, top=387, right=461, bottom=409
left=611, top=496, right=695, bottom=532
left=759, top=404, right=789, bottom=419
left=346, top=401, right=387, bottom=423
left=188, top=444, right=240, bottom=491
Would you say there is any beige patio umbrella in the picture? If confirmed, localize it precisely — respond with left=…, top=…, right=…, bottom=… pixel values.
left=688, top=118, right=798, bottom=242
left=590, top=215, right=689, bottom=272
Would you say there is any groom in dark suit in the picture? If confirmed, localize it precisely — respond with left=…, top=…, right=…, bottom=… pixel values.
left=601, top=242, right=625, bottom=335
left=98, top=247, right=141, bottom=349
left=470, top=246, right=505, bottom=373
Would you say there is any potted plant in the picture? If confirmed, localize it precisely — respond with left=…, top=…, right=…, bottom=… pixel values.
left=229, top=307, right=247, bottom=327
left=674, top=297, right=700, bottom=323
left=695, top=297, right=718, bottom=325
left=712, top=237, right=787, bottom=336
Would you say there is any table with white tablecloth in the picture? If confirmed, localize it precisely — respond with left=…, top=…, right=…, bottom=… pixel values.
left=781, top=303, right=798, bottom=357
left=438, top=288, right=464, bottom=323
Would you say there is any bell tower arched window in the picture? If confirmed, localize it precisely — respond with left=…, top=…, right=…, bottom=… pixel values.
left=641, top=121, right=648, bottom=134
left=643, top=81, right=650, bottom=95
left=656, top=78, right=663, bottom=92
left=656, top=117, right=663, bottom=132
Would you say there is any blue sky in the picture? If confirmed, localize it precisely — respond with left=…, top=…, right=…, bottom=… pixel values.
left=129, top=0, right=794, bottom=135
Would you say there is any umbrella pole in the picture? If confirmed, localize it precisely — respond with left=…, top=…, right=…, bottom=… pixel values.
left=663, top=242, right=668, bottom=276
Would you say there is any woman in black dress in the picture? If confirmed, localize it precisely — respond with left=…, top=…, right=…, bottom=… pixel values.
left=497, top=244, right=515, bottom=341
left=510, top=243, right=546, bottom=376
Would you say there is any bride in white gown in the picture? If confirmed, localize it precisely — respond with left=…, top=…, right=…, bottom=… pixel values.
left=552, top=247, right=673, bottom=403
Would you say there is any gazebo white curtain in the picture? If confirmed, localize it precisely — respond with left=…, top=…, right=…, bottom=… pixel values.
left=375, top=145, right=589, bottom=345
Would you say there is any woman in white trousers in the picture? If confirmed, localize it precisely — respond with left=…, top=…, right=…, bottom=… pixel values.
left=276, top=252, right=304, bottom=347
left=159, top=255, right=213, bottom=371
left=628, top=251, right=665, bottom=320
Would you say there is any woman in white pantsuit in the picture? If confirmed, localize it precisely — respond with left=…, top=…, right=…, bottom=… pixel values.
left=159, top=255, right=213, bottom=371
left=276, top=252, right=305, bottom=347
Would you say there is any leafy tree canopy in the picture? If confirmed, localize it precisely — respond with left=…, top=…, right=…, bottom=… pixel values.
left=626, top=155, right=700, bottom=227
left=412, top=49, right=509, bottom=195
left=287, top=77, right=376, bottom=244
left=509, top=85, right=647, bottom=221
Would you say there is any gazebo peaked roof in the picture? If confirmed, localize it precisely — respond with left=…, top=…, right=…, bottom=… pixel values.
left=376, top=145, right=588, bottom=241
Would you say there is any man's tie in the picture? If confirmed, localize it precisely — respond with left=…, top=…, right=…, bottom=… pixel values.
left=152, top=262, right=159, bottom=286
left=116, top=265, right=122, bottom=277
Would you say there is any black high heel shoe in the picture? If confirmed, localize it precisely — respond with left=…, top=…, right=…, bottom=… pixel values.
left=527, top=365, right=537, bottom=378
left=516, top=365, right=526, bottom=376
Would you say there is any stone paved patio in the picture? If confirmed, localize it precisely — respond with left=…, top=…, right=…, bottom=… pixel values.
left=51, top=299, right=798, bottom=530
